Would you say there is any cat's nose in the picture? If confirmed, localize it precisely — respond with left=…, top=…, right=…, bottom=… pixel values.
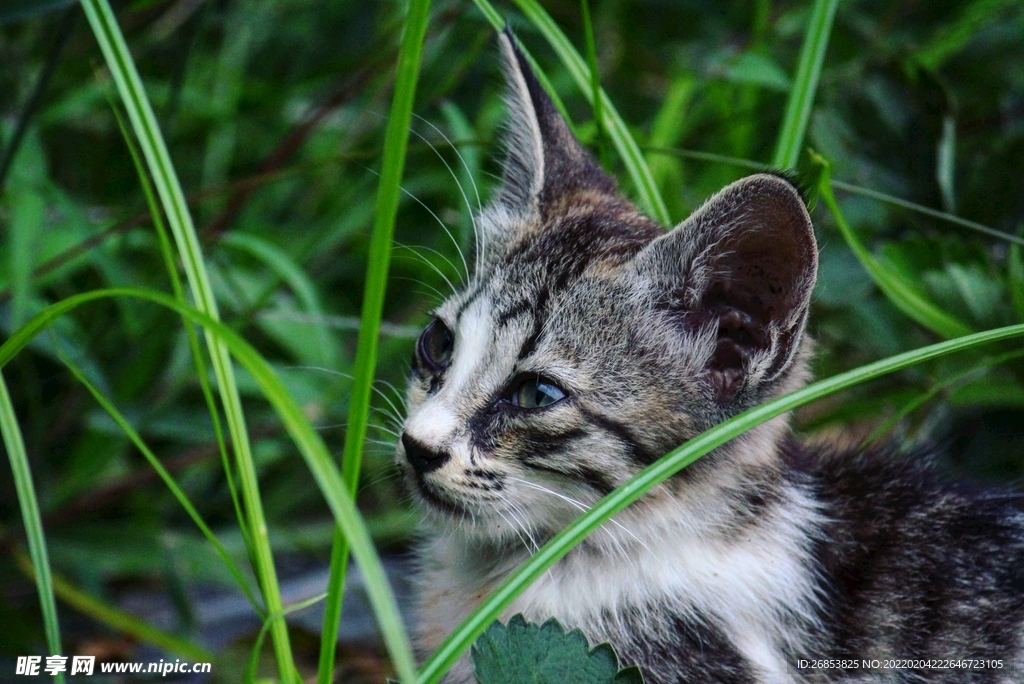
left=402, top=433, right=450, bottom=474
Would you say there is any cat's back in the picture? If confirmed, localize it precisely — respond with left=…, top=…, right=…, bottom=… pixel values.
left=788, top=439, right=1024, bottom=674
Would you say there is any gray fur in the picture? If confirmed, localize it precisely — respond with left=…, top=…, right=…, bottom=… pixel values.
left=397, top=31, right=1024, bottom=684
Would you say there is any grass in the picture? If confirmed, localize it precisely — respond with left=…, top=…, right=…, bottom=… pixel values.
left=317, top=1, right=432, bottom=682
left=79, top=0, right=296, bottom=678
left=0, top=373, right=63, bottom=684
left=771, top=0, right=839, bottom=168
left=2, top=0, right=1023, bottom=682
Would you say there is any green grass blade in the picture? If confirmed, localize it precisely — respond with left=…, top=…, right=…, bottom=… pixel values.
left=0, top=374, right=65, bottom=684
left=580, top=0, right=609, bottom=168
left=0, top=287, right=418, bottom=684
left=317, top=2, right=431, bottom=682
left=110, top=102, right=253, bottom=558
left=79, top=1, right=295, bottom=678
left=473, top=0, right=671, bottom=225
left=771, top=0, right=839, bottom=169
left=418, top=321, right=1024, bottom=683
left=642, top=146, right=1024, bottom=246
left=248, top=592, right=329, bottom=684
left=829, top=179, right=1024, bottom=247
left=813, top=152, right=973, bottom=339
left=55, top=345, right=262, bottom=614
left=11, top=548, right=212, bottom=662
left=866, top=347, right=1024, bottom=444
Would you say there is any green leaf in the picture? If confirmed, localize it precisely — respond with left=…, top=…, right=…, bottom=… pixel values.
left=9, top=189, right=44, bottom=327
left=472, top=615, right=643, bottom=684
left=725, top=53, right=791, bottom=92
left=221, top=232, right=339, bottom=370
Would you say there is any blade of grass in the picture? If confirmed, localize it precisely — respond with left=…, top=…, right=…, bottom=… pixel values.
left=317, top=2, right=431, bottom=682
left=55, top=342, right=262, bottom=614
left=10, top=547, right=212, bottom=662
left=110, top=102, right=255, bottom=562
left=0, top=374, right=65, bottom=684
left=866, top=347, right=1024, bottom=444
left=771, top=0, right=839, bottom=169
left=248, top=592, right=329, bottom=684
left=642, top=146, right=1024, bottom=247
left=472, top=0, right=671, bottom=225
left=829, top=179, right=1024, bottom=247
left=812, top=151, right=973, bottom=339
left=79, top=1, right=295, bottom=678
left=0, top=287, right=418, bottom=684
left=418, top=320, right=1024, bottom=682
left=580, top=0, right=609, bottom=168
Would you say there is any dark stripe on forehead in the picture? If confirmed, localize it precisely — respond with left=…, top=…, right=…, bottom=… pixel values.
left=453, top=283, right=486, bottom=321
left=497, top=283, right=549, bottom=327
left=515, top=284, right=550, bottom=360
left=579, top=407, right=661, bottom=466
left=495, top=298, right=533, bottom=326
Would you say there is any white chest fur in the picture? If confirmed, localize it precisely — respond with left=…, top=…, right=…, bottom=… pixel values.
left=414, top=486, right=823, bottom=684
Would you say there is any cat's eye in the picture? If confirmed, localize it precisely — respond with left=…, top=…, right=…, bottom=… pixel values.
left=417, top=319, right=454, bottom=373
left=512, top=375, right=567, bottom=409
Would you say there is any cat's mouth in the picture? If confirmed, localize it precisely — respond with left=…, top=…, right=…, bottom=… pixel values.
left=412, top=475, right=472, bottom=519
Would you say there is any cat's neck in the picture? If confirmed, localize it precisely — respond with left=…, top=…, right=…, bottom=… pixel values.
left=414, top=434, right=824, bottom=682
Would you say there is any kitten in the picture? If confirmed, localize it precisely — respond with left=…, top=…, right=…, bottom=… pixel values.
left=396, top=30, right=1024, bottom=684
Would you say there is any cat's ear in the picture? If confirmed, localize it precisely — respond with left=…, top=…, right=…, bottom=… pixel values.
left=493, top=29, right=616, bottom=217
left=632, top=174, right=817, bottom=404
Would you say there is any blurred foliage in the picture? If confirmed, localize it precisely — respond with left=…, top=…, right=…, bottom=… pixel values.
left=2, top=0, right=1024, bottom=677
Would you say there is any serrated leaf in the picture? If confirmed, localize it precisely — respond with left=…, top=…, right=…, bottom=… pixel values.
left=472, top=615, right=643, bottom=684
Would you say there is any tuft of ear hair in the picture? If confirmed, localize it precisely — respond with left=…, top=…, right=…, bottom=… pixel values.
left=631, top=173, right=818, bottom=405
left=494, top=29, right=617, bottom=217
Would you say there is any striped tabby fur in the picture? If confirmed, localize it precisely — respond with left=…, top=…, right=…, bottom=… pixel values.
left=396, top=30, right=1024, bottom=683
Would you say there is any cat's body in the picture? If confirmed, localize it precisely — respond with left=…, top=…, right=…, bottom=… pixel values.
left=397, top=31, right=1024, bottom=683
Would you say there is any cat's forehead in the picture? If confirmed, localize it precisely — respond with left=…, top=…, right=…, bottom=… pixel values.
left=446, top=197, right=662, bottom=317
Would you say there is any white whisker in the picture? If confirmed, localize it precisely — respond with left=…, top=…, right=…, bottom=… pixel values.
left=507, top=476, right=651, bottom=556
left=393, top=247, right=458, bottom=296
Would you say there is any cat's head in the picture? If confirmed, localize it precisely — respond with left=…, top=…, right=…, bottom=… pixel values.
left=396, top=31, right=817, bottom=544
